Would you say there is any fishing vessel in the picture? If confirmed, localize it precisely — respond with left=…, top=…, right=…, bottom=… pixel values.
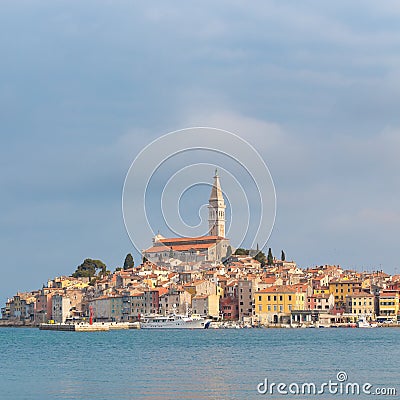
left=140, top=313, right=211, bottom=329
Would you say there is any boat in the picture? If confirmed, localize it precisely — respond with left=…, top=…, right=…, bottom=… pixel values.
left=220, top=321, right=242, bottom=329
left=140, top=313, right=211, bottom=329
left=39, top=321, right=140, bottom=331
left=357, top=316, right=374, bottom=328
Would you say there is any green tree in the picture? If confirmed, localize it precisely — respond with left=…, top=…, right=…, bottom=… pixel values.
left=123, top=253, right=134, bottom=270
left=281, top=250, right=286, bottom=261
left=234, top=248, right=249, bottom=256
left=253, top=250, right=266, bottom=268
left=143, top=255, right=148, bottom=263
left=72, top=258, right=107, bottom=278
left=267, top=248, right=274, bottom=266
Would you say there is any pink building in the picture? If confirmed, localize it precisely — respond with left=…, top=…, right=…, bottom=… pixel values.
left=220, top=296, right=238, bottom=320
left=307, top=293, right=334, bottom=311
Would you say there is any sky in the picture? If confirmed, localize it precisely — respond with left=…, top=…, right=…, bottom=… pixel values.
left=1, top=1, right=400, bottom=302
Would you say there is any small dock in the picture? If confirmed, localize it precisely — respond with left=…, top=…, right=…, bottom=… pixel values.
left=39, top=322, right=140, bottom=331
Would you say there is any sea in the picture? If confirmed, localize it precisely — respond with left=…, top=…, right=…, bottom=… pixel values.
left=0, top=327, right=398, bottom=400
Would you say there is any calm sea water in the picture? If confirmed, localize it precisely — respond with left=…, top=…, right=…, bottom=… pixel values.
left=0, top=327, right=398, bottom=399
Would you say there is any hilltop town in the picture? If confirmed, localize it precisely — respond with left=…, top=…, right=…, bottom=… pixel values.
left=2, top=171, right=399, bottom=327
left=1, top=251, right=400, bottom=327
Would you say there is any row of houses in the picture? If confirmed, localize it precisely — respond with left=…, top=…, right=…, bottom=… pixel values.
left=1, top=256, right=400, bottom=325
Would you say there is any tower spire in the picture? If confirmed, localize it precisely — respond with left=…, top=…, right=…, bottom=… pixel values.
left=208, top=169, right=226, bottom=237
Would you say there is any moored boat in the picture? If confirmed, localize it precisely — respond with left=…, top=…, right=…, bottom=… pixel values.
left=140, top=314, right=211, bottom=329
left=357, top=316, right=374, bottom=328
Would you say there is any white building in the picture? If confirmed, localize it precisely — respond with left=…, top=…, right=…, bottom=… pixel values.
left=52, top=294, right=71, bottom=323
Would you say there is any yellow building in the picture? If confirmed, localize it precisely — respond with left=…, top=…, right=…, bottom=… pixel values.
left=207, top=294, right=220, bottom=318
left=191, top=294, right=220, bottom=318
left=143, top=277, right=157, bottom=288
left=379, top=290, right=399, bottom=321
left=254, top=286, right=306, bottom=324
left=313, top=286, right=330, bottom=295
left=345, top=292, right=376, bottom=321
left=71, top=281, right=89, bottom=289
left=216, top=285, right=224, bottom=299
left=329, top=279, right=362, bottom=306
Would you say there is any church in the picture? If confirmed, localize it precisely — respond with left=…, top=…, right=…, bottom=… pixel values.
left=143, top=170, right=231, bottom=264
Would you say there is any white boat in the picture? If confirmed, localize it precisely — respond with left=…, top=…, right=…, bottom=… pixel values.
left=357, top=316, right=374, bottom=328
left=140, top=314, right=211, bottom=329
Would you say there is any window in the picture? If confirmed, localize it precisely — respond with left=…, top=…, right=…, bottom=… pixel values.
left=258, top=296, right=262, bottom=301
left=268, top=296, right=271, bottom=301
left=288, top=295, right=292, bottom=301
left=279, top=296, right=283, bottom=301
left=279, top=305, right=283, bottom=312
left=274, top=305, right=277, bottom=311
left=258, top=305, right=262, bottom=312
left=268, top=305, right=271, bottom=311
left=273, top=296, right=277, bottom=301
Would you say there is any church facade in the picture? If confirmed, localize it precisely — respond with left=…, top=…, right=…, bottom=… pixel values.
left=143, top=171, right=231, bottom=265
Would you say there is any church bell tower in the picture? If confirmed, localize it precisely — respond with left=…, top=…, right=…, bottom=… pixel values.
left=208, top=169, right=226, bottom=237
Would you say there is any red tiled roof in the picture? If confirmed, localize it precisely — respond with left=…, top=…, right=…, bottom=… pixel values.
left=380, top=291, right=399, bottom=297
left=346, top=292, right=375, bottom=298
left=158, top=235, right=224, bottom=243
left=258, top=285, right=306, bottom=294
left=145, top=243, right=216, bottom=253
left=262, top=277, right=276, bottom=284
left=154, top=287, right=169, bottom=296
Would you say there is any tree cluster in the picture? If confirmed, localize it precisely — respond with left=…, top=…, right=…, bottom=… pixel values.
left=72, top=258, right=107, bottom=279
left=234, top=248, right=250, bottom=256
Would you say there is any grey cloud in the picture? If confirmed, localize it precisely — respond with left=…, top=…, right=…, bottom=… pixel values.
left=2, top=0, right=400, bottom=302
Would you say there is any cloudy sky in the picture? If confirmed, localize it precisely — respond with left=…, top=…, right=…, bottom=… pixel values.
left=1, top=1, right=400, bottom=302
